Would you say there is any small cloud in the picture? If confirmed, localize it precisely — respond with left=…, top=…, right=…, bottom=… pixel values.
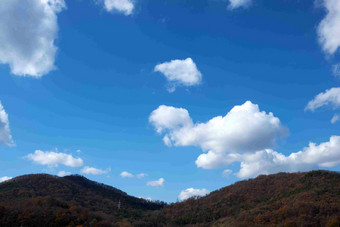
left=178, top=188, right=210, bottom=201
left=0, top=102, right=14, bottom=146
left=305, top=87, right=340, bottom=112
left=147, top=178, right=165, bottom=187
left=26, top=150, right=83, bottom=168
left=120, top=171, right=147, bottom=178
left=57, top=171, right=71, bottom=177
left=331, top=114, right=340, bottom=124
left=120, top=171, right=134, bottom=178
left=76, top=149, right=81, bottom=153
left=317, top=0, right=340, bottom=55
left=228, top=0, right=253, bottom=10
left=136, top=173, right=147, bottom=178
left=0, top=176, right=12, bottom=183
left=222, top=169, right=233, bottom=178
left=333, top=63, right=340, bottom=78
left=154, top=58, right=202, bottom=92
left=101, top=0, right=134, bottom=15
left=81, top=166, right=110, bottom=175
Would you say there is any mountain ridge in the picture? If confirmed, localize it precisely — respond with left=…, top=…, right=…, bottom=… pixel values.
left=1, top=170, right=340, bottom=226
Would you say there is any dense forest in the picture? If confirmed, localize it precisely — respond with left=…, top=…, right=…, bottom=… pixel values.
left=0, top=170, right=340, bottom=226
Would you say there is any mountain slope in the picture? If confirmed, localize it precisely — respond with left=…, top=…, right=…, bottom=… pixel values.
left=1, top=171, right=340, bottom=226
left=159, top=170, right=340, bottom=226
left=0, top=174, right=165, bottom=226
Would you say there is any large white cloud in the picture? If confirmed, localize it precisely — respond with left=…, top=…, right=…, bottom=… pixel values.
left=306, top=87, right=340, bottom=111
left=0, top=102, right=13, bottom=146
left=101, top=0, right=134, bottom=15
left=154, top=58, right=202, bottom=92
left=317, top=0, right=340, bottom=55
left=80, top=166, right=110, bottom=175
left=178, top=188, right=210, bottom=201
left=26, top=150, right=83, bottom=167
left=0, top=176, right=12, bottom=183
left=228, top=0, right=253, bottom=10
left=146, top=178, right=165, bottom=187
left=0, top=0, right=65, bottom=77
left=150, top=101, right=288, bottom=169
left=236, top=136, right=340, bottom=178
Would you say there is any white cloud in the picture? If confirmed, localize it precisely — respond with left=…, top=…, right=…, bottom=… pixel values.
left=120, top=171, right=147, bottom=178
left=333, top=63, right=340, bottom=78
left=120, top=171, right=134, bottom=178
left=150, top=101, right=288, bottom=169
left=147, top=178, right=165, bottom=187
left=136, top=173, right=147, bottom=178
left=331, top=114, right=340, bottom=124
left=57, top=171, right=71, bottom=177
left=236, top=136, right=340, bottom=178
left=26, top=150, right=83, bottom=167
left=102, top=0, right=134, bottom=15
left=228, top=0, right=253, bottom=10
left=0, top=176, right=12, bottom=183
left=149, top=105, right=193, bottom=134
left=317, top=0, right=340, bottom=55
left=154, top=58, right=202, bottom=92
left=222, top=169, right=233, bottom=178
left=0, top=102, right=13, bottom=146
left=306, top=87, right=340, bottom=111
left=81, top=166, right=110, bottom=175
left=178, top=188, right=210, bottom=201
left=0, top=0, right=65, bottom=77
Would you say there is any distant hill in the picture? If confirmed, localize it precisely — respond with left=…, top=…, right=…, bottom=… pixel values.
left=0, top=171, right=340, bottom=226
left=0, top=174, right=165, bottom=226
left=159, top=170, right=340, bottom=226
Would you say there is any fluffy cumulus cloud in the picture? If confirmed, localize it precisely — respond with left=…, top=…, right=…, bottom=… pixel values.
left=147, top=178, right=165, bottom=187
left=154, top=58, right=202, bottom=92
left=101, top=0, right=134, bottom=15
left=0, top=0, right=65, bottom=77
left=26, top=150, right=83, bottom=167
left=317, top=0, right=340, bottom=55
left=81, top=166, right=110, bottom=175
left=0, top=176, right=12, bottom=183
left=57, top=171, right=71, bottom=177
left=237, top=136, right=340, bottom=178
left=228, top=0, right=253, bottom=10
left=150, top=101, right=288, bottom=169
left=306, top=87, right=340, bottom=111
left=0, top=102, right=13, bottom=146
left=178, top=188, right=210, bottom=201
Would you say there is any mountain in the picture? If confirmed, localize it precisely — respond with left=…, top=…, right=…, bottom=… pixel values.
left=159, top=170, right=340, bottom=226
left=0, top=171, right=340, bottom=226
left=0, top=174, right=165, bottom=226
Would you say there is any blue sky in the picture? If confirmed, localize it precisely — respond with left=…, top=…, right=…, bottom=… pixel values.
left=0, top=0, right=340, bottom=202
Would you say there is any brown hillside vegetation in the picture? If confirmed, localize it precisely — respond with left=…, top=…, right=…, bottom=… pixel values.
left=159, top=170, right=340, bottom=226
left=0, top=174, right=165, bottom=226
left=0, top=170, right=340, bottom=226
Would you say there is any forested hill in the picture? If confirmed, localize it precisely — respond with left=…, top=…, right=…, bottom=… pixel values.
left=160, top=170, right=340, bottom=226
left=0, top=174, right=165, bottom=226
left=1, top=170, right=340, bottom=226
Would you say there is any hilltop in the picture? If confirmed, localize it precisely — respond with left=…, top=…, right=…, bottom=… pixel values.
left=1, top=170, right=340, bottom=226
